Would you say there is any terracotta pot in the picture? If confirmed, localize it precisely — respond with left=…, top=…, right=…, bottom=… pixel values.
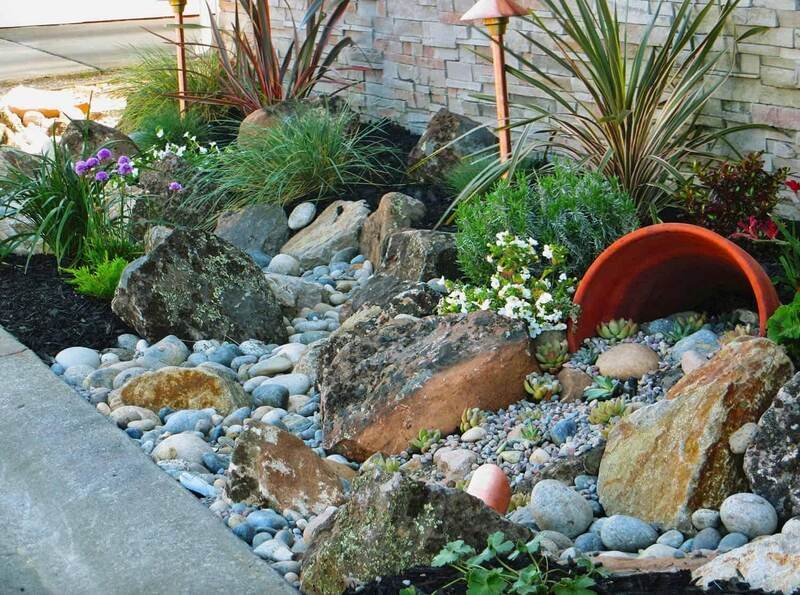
left=466, top=464, right=511, bottom=514
left=568, top=223, right=780, bottom=351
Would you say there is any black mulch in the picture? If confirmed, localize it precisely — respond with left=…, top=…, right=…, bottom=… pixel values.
left=0, top=254, right=133, bottom=361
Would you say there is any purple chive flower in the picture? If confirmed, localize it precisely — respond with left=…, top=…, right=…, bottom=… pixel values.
left=168, top=181, right=183, bottom=192
left=97, top=148, right=112, bottom=161
left=94, top=171, right=110, bottom=183
left=117, top=155, right=130, bottom=166
left=86, top=157, right=99, bottom=168
left=117, top=162, right=134, bottom=176
left=74, top=160, right=88, bottom=175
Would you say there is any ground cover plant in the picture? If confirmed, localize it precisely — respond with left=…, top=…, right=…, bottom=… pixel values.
left=447, top=0, right=768, bottom=224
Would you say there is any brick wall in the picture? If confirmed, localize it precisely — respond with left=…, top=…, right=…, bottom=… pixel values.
left=220, top=0, right=800, bottom=174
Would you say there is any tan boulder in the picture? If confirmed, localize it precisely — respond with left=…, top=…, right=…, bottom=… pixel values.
left=227, top=422, right=353, bottom=516
left=319, top=310, right=534, bottom=461
left=558, top=368, right=593, bottom=402
left=596, top=343, right=659, bottom=379
left=597, top=338, right=791, bottom=532
left=110, top=366, right=250, bottom=415
left=359, top=192, right=426, bottom=266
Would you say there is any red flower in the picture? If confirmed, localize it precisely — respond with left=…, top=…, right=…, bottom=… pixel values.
left=787, top=179, right=800, bottom=194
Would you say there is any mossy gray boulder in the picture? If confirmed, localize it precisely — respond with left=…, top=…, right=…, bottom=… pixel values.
left=112, top=229, right=287, bottom=344
left=300, top=469, right=531, bottom=595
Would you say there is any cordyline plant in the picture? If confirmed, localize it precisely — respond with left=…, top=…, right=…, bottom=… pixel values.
left=179, top=0, right=361, bottom=114
left=443, top=0, right=769, bottom=225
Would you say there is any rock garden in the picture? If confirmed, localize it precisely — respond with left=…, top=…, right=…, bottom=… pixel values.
left=1, top=0, right=799, bottom=593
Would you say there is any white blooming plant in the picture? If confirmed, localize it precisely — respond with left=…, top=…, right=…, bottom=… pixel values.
left=438, top=232, right=579, bottom=338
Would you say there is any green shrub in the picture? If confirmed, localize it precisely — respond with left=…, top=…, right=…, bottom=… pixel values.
left=203, top=108, right=398, bottom=208
left=455, top=173, right=534, bottom=285
left=64, top=255, right=129, bottom=300
left=530, top=162, right=640, bottom=276
left=768, top=292, right=800, bottom=359
left=113, top=49, right=227, bottom=132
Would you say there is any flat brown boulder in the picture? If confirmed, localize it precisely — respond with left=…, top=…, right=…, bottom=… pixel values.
left=227, top=422, right=354, bottom=516
left=109, top=366, right=250, bottom=415
left=359, top=192, right=426, bottom=266
left=300, top=469, right=531, bottom=595
left=379, top=229, right=459, bottom=282
left=319, top=310, right=534, bottom=461
left=597, top=338, right=792, bottom=532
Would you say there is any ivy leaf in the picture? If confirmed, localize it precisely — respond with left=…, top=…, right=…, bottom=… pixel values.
left=486, top=531, right=514, bottom=555
left=466, top=567, right=508, bottom=595
left=469, top=546, right=497, bottom=566
left=510, top=565, right=545, bottom=594
left=552, top=574, right=597, bottom=595
left=433, top=540, right=475, bottom=567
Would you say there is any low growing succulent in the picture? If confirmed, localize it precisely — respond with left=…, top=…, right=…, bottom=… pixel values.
left=507, top=492, right=529, bottom=513
left=667, top=312, right=706, bottom=342
left=520, top=422, right=542, bottom=444
left=596, top=318, right=639, bottom=341
left=571, top=343, right=601, bottom=366
left=460, top=407, right=486, bottom=433
left=535, top=338, right=569, bottom=373
left=584, top=375, right=622, bottom=401
left=720, top=323, right=756, bottom=345
left=410, top=428, right=441, bottom=453
left=524, top=372, right=561, bottom=401
left=588, top=397, right=631, bottom=425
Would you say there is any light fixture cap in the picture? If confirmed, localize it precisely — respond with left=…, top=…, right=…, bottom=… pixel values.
left=461, top=0, right=527, bottom=21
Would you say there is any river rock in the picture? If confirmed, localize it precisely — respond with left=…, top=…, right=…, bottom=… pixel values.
left=110, top=366, right=250, bottom=415
left=151, top=432, right=213, bottom=465
left=744, top=371, right=800, bottom=520
left=407, top=108, right=497, bottom=184
left=318, top=310, right=534, bottom=461
left=600, top=515, right=658, bottom=552
left=433, top=448, right=478, bottom=482
left=112, top=229, right=286, bottom=344
left=670, top=329, right=720, bottom=362
left=379, top=229, right=459, bottom=283
left=288, top=202, right=316, bottom=230
left=227, top=422, right=353, bottom=516
left=693, top=522, right=800, bottom=593
left=596, top=343, right=659, bottom=379
left=214, top=203, right=289, bottom=256
left=597, top=338, right=792, bottom=532
left=55, top=346, right=100, bottom=369
left=728, top=422, right=758, bottom=454
left=280, top=200, right=370, bottom=269
left=719, top=493, right=778, bottom=538
left=300, top=469, right=530, bottom=595
left=359, top=192, right=426, bottom=266
left=528, top=480, right=593, bottom=538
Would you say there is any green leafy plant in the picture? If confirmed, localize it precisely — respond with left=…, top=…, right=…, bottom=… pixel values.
left=678, top=154, right=788, bottom=237
left=130, top=110, right=216, bottom=154
left=113, top=48, right=227, bottom=132
left=524, top=372, right=561, bottom=402
left=772, top=218, right=800, bottom=293
left=596, top=319, right=638, bottom=342
left=445, top=0, right=768, bottom=224
left=584, top=376, right=622, bottom=402
left=767, top=292, right=800, bottom=359
left=201, top=108, right=398, bottom=208
left=529, top=163, right=639, bottom=276
left=535, top=338, right=569, bottom=374
left=0, top=140, right=138, bottom=265
left=63, top=255, right=129, bottom=299
left=439, top=232, right=579, bottom=338
left=190, top=0, right=360, bottom=113
left=410, top=428, right=441, bottom=453
left=431, top=532, right=600, bottom=595
left=520, top=422, right=543, bottom=444
left=455, top=173, right=535, bottom=285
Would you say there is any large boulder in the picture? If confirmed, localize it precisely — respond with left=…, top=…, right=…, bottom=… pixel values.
left=60, top=120, right=138, bottom=161
left=112, top=229, right=287, bottom=344
left=359, top=192, right=426, bottom=266
left=342, top=273, right=442, bottom=320
left=109, top=366, right=250, bottom=415
left=0, top=146, right=39, bottom=178
left=408, top=108, right=497, bottom=184
left=744, top=371, right=800, bottom=520
left=379, top=229, right=459, bottom=282
left=693, top=519, right=800, bottom=594
left=280, top=200, right=370, bottom=269
left=213, top=203, right=289, bottom=256
left=227, top=422, right=354, bottom=516
left=300, top=469, right=531, bottom=595
left=319, top=310, right=534, bottom=461
left=597, top=338, right=792, bottom=532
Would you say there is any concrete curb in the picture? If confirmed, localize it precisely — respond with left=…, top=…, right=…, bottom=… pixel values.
left=0, top=326, right=297, bottom=594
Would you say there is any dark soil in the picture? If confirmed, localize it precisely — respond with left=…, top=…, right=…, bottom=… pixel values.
left=0, top=255, right=133, bottom=361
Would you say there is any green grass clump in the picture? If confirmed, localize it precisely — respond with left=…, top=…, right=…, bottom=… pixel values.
left=113, top=49, right=228, bottom=133
left=206, top=107, right=398, bottom=208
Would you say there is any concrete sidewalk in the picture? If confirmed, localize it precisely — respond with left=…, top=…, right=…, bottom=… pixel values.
left=0, top=326, right=296, bottom=594
left=0, top=17, right=201, bottom=83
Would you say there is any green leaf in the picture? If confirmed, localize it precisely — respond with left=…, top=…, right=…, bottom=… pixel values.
left=552, top=574, right=597, bottom=595
left=399, top=588, right=417, bottom=595
left=466, top=567, right=508, bottom=595
left=510, top=565, right=544, bottom=594
left=432, top=540, right=475, bottom=567
left=486, top=531, right=515, bottom=555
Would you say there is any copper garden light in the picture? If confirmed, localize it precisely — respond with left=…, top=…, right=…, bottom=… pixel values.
left=169, top=0, right=189, bottom=116
left=461, top=0, right=527, bottom=162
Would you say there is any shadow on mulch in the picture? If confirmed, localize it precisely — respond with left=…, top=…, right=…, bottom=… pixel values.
left=0, top=254, right=133, bottom=361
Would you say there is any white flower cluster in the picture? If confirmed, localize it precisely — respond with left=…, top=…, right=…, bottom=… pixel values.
left=150, top=129, right=218, bottom=161
left=439, top=232, right=579, bottom=337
